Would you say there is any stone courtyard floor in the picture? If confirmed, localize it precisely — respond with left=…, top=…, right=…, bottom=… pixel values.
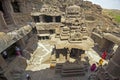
left=21, top=37, right=108, bottom=80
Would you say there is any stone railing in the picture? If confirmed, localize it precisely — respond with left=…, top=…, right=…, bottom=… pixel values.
left=0, top=25, right=32, bottom=53
left=36, top=23, right=63, bottom=30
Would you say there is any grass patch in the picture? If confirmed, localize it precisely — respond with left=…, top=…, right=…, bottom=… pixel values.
left=108, top=11, right=120, bottom=23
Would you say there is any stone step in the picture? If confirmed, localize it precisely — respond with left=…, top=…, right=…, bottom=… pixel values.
left=5, top=17, right=10, bottom=21
left=56, top=65, right=62, bottom=67
left=55, top=69, right=62, bottom=73
left=4, top=15, right=9, bottom=18
left=0, top=70, right=4, bottom=74
left=4, top=17, right=12, bottom=24
left=0, top=74, right=7, bottom=80
left=61, top=67, right=86, bottom=77
left=55, top=63, right=63, bottom=73
left=56, top=67, right=62, bottom=69
left=5, top=20, right=12, bottom=24
left=13, top=76, right=21, bottom=80
left=55, top=64, right=63, bottom=69
left=62, top=69, right=85, bottom=73
left=62, top=67, right=85, bottom=70
left=13, top=74, right=21, bottom=76
left=61, top=71, right=85, bottom=77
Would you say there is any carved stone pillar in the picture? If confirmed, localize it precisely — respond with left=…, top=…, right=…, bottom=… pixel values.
left=40, top=15, right=43, bottom=22
left=53, top=16, right=56, bottom=22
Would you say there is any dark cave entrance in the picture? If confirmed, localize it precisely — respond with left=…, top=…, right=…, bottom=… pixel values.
left=49, top=29, right=55, bottom=34
left=55, top=16, right=61, bottom=22
left=0, top=1, right=4, bottom=13
left=11, top=1, right=20, bottom=12
left=33, top=16, right=40, bottom=22
left=44, top=15, right=53, bottom=22
left=70, top=48, right=85, bottom=58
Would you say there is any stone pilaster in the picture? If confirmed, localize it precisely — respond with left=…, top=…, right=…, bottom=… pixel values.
left=40, top=16, right=43, bottom=22
left=53, top=16, right=56, bottom=22
left=0, top=11, right=7, bottom=29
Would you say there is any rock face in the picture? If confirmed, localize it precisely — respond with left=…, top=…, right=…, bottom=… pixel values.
left=0, top=0, right=119, bottom=80
left=10, top=56, right=27, bottom=71
left=3, top=56, right=27, bottom=80
left=106, top=46, right=120, bottom=78
left=38, top=0, right=119, bottom=35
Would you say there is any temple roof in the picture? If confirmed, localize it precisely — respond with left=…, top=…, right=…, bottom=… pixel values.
left=66, top=5, right=81, bottom=13
left=31, top=4, right=62, bottom=16
left=55, top=36, right=94, bottom=50
left=67, top=5, right=81, bottom=9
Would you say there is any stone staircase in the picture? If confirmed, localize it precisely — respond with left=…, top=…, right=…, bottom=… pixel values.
left=60, top=27, right=70, bottom=40
left=12, top=71, right=23, bottom=80
left=0, top=67, right=7, bottom=80
left=55, top=63, right=87, bottom=77
left=55, top=63, right=63, bottom=73
left=4, top=15, right=12, bottom=25
left=61, top=65, right=86, bottom=77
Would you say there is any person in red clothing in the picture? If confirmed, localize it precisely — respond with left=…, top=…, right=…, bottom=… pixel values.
left=15, top=46, right=21, bottom=56
left=102, top=51, right=107, bottom=59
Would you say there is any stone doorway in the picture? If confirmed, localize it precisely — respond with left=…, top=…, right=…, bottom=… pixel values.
left=11, top=1, right=20, bottom=13
left=70, top=48, right=85, bottom=58
left=44, top=15, right=53, bottom=22
left=0, top=1, right=4, bottom=13
left=49, top=29, right=55, bottom=34
left=56, top=16, right=61, bottom=22
left=33, top=16, right=40, bottom=22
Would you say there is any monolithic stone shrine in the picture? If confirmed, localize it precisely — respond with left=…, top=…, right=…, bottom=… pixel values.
left=0, top=0, right=120, bottom=80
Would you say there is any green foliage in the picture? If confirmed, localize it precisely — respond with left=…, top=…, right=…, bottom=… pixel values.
left=114, top=15, right=120, bottom=23
left=108, top=11, right=120, bottom=23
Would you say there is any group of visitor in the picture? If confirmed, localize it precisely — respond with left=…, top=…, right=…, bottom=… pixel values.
left=1, top=46, right=22, bottom=59
left=90, top=51, right=114, bottom=71
left=90, top=51, right=107, bottom=72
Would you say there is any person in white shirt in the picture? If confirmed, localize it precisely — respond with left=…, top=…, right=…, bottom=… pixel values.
left=26, top=74, right=31, bottom=80
left=2, top=51, right=8, bottom=59
left=15, top=46, right=21, bottom=56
